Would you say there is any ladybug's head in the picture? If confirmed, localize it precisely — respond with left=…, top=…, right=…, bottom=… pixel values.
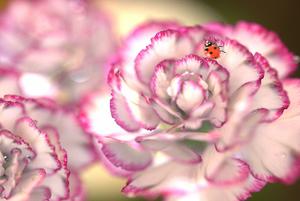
left=204, top=41, right=213, bottom=47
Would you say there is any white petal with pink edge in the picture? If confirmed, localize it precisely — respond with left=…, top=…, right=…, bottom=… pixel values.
left=202, top=146, right=249, bottom=185
left=41, top=167, right=70, bottom=201
left=110, top=91, right=142, bottom=132
left=100, top=140, right=152, bottom=172
left=9, top=169, right=46, bottom=201
left=13, top=117, right=60, bottom=174
left=0, top=101, right=25, bottom=131
left=122, top=21, right=179, bottom=62
left=41, top=127, right=70, bottom=201
left=135, top=30, right=193, bottom=84
left=248, top=53, right=289, bottom=121
left=150, top=60, right=174, bottom=100
left=211, top=39, right=264, bottom=96
left=122, top=161, right=200, bottom=197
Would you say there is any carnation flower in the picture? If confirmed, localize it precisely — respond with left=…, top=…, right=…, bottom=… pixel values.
left=0, top=98, right=69, bottom=200
left=103, top=21, right=299, bottom=201
left=3, top=95, right=97, bottom=201
left=108, top=21, right=291, bottom=132
left=0, top=69, right=96, bottom=200
left=0, top=0, right=115, bottom=107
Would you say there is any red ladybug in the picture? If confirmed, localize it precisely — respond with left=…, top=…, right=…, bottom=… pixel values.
left=204, top=41, right=224, bottom=59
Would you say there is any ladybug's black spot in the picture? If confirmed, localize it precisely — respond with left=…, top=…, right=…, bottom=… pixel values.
left=204, top=48, right=208, bottom=51
left=214, top=47, right=217, bottom=49
left=209, top=52, right=213, bottom=54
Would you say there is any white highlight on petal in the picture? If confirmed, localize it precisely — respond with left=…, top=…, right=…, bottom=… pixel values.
left=20, top=73, right=57, bottom=97
left=153, top=152, right=170, bottom=167
left=89, top=95, right=125, bottom=135
left=235, top=100, right=248, bottom=112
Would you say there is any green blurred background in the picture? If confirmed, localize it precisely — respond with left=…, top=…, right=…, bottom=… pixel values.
left=0, top=0, right=299, bottom=200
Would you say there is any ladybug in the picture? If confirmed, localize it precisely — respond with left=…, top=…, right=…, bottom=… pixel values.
left=204, top=41, right=224, bottom=59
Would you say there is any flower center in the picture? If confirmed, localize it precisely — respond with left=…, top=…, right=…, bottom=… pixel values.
left=167, top=72, right=212, bottom=118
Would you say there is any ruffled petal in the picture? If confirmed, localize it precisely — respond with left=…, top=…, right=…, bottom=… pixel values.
left=211, top=39, right=264, bottom=96
left=122, top=21, right=179, bottom=62
left=14, top=117, right=60, bottom=174
left=110, top=91, right=142, bottom=132
left=0, top=100, right=25, bottom=131
left=135, top=30, right=193, bottom=84
left=174, top=54, right=208, bottom=75
left=202, top=147, right=249, bottom=185
left=93, top=137, right=135, bottom=177
left=100, top=140, right=152, bottom=171
left=41, top=127, right=70, bottom=201
left=111, top=73, right=160, bottom=131
left=150, top=60, right=174, bottom=100
left=9, top=169, right=46, bottom=201
left=249, top=53, right=289, bottom=121
left=122, top=161, right=199, bottom=197
left=41, top=167, right=70, bottom=201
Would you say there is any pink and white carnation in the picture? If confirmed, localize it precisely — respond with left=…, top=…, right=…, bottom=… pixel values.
left=0, top=0, right=115, bottom=107
left=0, top=98, right=69, bottom=201
left=0, top=69, right=96, bottom=200
left=3, top=95, right=97, bottom=201
left=102, top=21, right=299, bottom=201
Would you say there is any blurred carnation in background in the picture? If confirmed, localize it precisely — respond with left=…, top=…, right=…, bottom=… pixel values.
left=0, top=0, right=115, bottom=108
left=0, top=0, right=299, bottom=201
